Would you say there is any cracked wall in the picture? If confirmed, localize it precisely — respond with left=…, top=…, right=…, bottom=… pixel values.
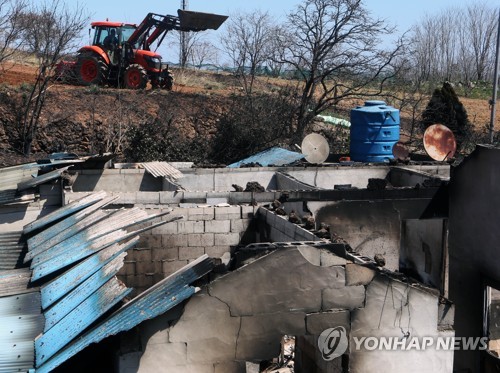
left=119, top=245, right=452, bottom=373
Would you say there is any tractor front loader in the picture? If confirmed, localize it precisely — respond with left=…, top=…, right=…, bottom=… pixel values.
left=57, top=9, right=227, bottom=90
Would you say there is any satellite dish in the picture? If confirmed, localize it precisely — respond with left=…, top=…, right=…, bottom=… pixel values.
left=301, top=133, right=330, bottom=164
left=392, top=141, right=409, bottom=160
left=423, top=124, right=456, bottom=161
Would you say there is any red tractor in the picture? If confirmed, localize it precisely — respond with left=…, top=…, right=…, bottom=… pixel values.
left=58, top=9, right=227, bottom=90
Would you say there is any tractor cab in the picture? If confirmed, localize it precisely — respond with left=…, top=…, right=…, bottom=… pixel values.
left=90, top=22, right=137, bottom=50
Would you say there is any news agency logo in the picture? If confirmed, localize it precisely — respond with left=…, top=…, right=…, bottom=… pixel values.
left=317, top=326, right=349, bottom=360
left=317, top=328, right=490, bottom=360
left=352, top=336, right=489, bottom=351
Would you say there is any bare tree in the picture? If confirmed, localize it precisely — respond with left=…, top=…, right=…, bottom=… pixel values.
left=409, top=2, right=498, bottom=85
left=278, top=0, right=405, bottom=142
left=0, top=0, right=27, bottom=65
left=465, top=2, right=497, bottom=81
left=19, top=0, right=88, bottom=155
left=220, top=10, right=275, bottom=94
left=189, top=38, right=218, bottom=69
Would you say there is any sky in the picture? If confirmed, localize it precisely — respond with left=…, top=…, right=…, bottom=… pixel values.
left=73, top=0, right=500, bottom=64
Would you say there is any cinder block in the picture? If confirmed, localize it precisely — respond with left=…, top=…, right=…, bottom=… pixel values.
left=162, top=234, right=188, bottom=247
left=274, top=215, right=287, bottom=233
left=188, top=233, right=215, bottom=247
left=241, top=205, right=256, bottom=218
left=177, top=221, right=205, bottom=234
left=215, top=206, right=241, bottom=220
left=152, top=247, right=178, bottom=261
left=136, top=261, right=155, bottom=274
left=205, top=220, right=231, bottom=233
left=323, top=286, right=365, bottom=310
left=305, top=311, right=350, bottom=335
left=345, top=263, right=376, bottom=286
left=186, top=207, right=214, bottom=221
left=127, top=274, right=154, bottom=289
left=115, top=192, right=137, bottom=204
left=129, top=248, right=152, bottom=262
left=205, top=246, right=230, bottom=258
left=230, top=219, right=251, bottom=233
left=162, top=260, right=189, bottom=275
left=136, top=192, right=160, bottom=204
left=214, top=361, right=246, bottom=373
left=160, top=191, right=184, bottom=204
left=214, top=233, right=241, bottom=246
left=179, top=246, right=205, bottom=260
left=139, top=342, right=187, bottom=368
left=119, top=261, right=136, bottom=276
left=284, top=221, right=296, bottom=238
left=138, top=234, right=162, bottom=248
left=152, top=222, right=178, bottom=235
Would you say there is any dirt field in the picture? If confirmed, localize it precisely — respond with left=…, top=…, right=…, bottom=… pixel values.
left=0, top=61, right=497, bottom=166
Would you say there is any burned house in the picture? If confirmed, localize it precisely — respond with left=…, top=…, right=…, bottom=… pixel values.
left=0, top=145, right=496, bottom=372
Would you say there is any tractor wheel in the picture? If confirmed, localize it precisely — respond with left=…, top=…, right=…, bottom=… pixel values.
left=124, top=64, right=148, bottom=89
left=76, top=54, right=107, bottom=86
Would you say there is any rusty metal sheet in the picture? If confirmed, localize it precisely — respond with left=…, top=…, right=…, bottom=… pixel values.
left=141, top=161, right=184, bottom=180
left=35, top=255, right=214, bottom=373
left=23, top=191, right=107, bottom=235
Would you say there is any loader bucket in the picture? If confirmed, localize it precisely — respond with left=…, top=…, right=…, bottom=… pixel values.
left=177, top=9, right=228, bottom=31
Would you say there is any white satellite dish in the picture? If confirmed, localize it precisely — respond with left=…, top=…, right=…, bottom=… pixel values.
left=301, top=133, right=330, bottom=164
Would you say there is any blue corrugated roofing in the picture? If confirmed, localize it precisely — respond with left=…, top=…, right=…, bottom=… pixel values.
left=227, top=147, right=304, bottom=168
left=0, top=190, right=205, bottom=372
left=1, top=191, right=203, bottom=372
left=35, top=255, right=214, bottom=373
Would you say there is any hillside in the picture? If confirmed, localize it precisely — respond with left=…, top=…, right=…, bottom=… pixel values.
left=0, top=62, right=497, bottom=167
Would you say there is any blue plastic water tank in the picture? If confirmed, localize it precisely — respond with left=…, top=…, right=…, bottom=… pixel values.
left=349, top=100, right=400, bottom=162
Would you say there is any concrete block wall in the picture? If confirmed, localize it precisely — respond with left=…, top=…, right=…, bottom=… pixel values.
left=258, top=206, right=323, bottom=243
left=117, top=205, right=257, bottom=295
left=122, top=246, right=453, bottom=373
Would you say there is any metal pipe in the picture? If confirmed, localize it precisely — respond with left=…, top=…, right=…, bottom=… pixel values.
left=489, top=8, right=500, bottom=144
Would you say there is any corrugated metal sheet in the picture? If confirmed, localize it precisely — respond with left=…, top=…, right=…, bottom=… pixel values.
left=23, top=191, right=107, bottom=235
left=141, top=161, right=184, bottom=180
left=35, top=277, right=132, bottom=366
left=40, top=238, right=139, bottom=309
left=25, top=195, right=119, bottom=257
left=17, top=166, right=70, bottom=191
left=35, top=255, right=214, bottom=373
left=43, top=253, right=127, bottom=331
left=227, top=147, right=304, bottom=168
left=0, top=269, right=37, bottom=297
left=0, top=163, right=40, bottom=191
left=0, top=232, right=25, bottom=270
left=0, top=292, right=43, bottom=373
left=30, top=212, right=178, bottom=281
left=0, top=190, right=198, bottom=372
